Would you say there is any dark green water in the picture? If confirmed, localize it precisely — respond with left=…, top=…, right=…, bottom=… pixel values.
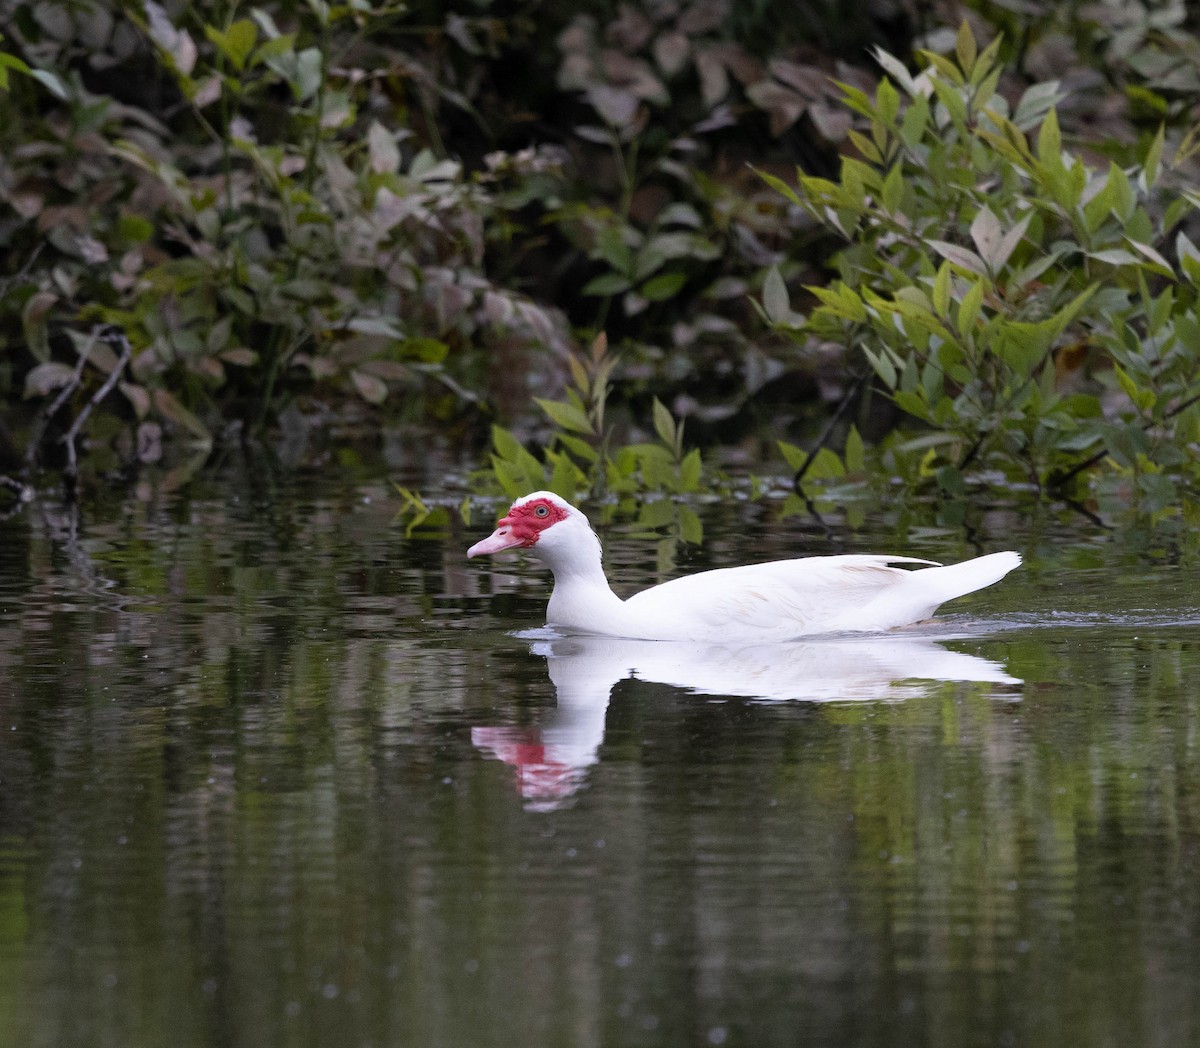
left=1, top=471, right=1198, bottom=1048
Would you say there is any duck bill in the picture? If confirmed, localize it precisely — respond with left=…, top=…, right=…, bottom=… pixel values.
left=467, top=525, right=523, bottom=558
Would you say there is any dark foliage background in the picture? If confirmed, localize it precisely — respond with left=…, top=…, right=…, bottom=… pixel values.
left=1, top=0, right=1198, bottom=507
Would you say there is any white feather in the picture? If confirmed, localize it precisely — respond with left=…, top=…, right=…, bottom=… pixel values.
left=471, top=491, right=1021, bottom=642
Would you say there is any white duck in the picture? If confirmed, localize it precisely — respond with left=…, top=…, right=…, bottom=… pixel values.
left=467, top=491, right=1021, bottom=642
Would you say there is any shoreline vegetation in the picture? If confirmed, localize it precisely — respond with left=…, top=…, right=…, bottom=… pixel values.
left=2, top=2, right=1199, bottom=521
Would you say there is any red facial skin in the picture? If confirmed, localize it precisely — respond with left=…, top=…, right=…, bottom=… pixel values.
left=496, top=497, right=569, bottom=546
left=467, top=496, right=570, bottom=557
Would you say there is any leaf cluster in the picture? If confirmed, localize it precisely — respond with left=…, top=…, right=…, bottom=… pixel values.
left=482, top=332, right=713, bottom=508
left=761, top=22, right=1200, bottom=512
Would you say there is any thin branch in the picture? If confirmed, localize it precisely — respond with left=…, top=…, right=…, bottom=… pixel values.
left=24, top=328, right=98, bottom=469
left=1048, top=386, right=1200, bottom=491
left=793, top=370, right=867, bottom=489
left=62, top=327, right=133, bottom=486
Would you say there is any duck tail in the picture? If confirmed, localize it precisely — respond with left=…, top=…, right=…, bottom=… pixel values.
left=920, top=551, right=1022, bottom=603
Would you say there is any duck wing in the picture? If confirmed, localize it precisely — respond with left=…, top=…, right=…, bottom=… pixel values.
left=621, top=555, right=942, bottom=641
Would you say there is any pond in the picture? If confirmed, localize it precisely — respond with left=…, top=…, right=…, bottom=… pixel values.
left=1, top=464, right=1199, bottom=1048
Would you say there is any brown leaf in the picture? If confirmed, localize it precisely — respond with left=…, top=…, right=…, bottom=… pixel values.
left=653, top=32, right=690, bottom=77
left=587, top=85, right=640, bottom=126
left=219, top=348, right=259, bottom=366
left=351, top=369, right=388, bottom=404
left=23, top=361, right=77, bottom=399
left=192, top=356, right=226, bottom=383
left=10, top=183, right=45, bottom=219
left=745, top=81, right=807, bottom=135
left=605, top=5, right=653, bottom=51
left=359, top=359, right=411, bottom=381
left=600, top=51, right=668, bottom=103
left=22, top=290, right=58, bottom=363
left=120, top=381, right=151, bottom=420
left=769, top=59, right=831, bottom=99
left=137, top=421, right=163, bottom=464
left=708, top=43, right=761, bottom=85
left=86, top=341, right=120, bottom=374
left=152, top=388, right=211, bottom=441
left=695, top=49, right=729, bottom=107
left=677, top=0, right=727, bottom=35
left=808, top=102, right=852, bottom=141
left=37, top=205, right=87, bottom=233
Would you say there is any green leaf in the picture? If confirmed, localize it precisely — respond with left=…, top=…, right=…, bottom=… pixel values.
left=970, top=33, right=1004, bottom=89
left=1036, top=108, right=1062, bottom=167
left=678, top=504, right=704, bottom=544
left=0, top=51, right=33, bottom=91
left=932, top=262, right=951, bottom=316
left=847, top=129, right=882, bottom=164
left=899, top=93, right=930, bottom=147
left=777, top=441, right=808, bottom=471
left=537, top=397, right=594, bottom=435
left=400, top=337, right=449, bottom=363
left=582, top=272, right=633, bottom=297
left=1087, top=248, right=1140, bottom=266
left=205, top=18, right=258, bottom=72
left=490, top=425, right=526, bottom=463
left=1112, top=364, right=1155, bottom=413
left=807, top=447, right=846, bottom=480
left=21, top=290, right=56, bottom=363
left=762, top=266, right=791, bottom=324
left=679, top=448, right=703, bottom=491
left=652, top=398, right=677, bottom=448
left=929, top=77, right=967, bottom=133
left=752, top=166, right=804, bottom=208
left=640, top=271, right=686, bottom=301
left=876, top=77, right=900, bottom=126
left=807, top=283, right=867, bottom=322
left=548, top=451, right=583, bottom=498
left=556, top=433, right=598, bottom=464
left=955, top=21, right=977, bottom=75
left=862, top=347, right=897, bottom=389
left=956, top=279, right=985, bottom=336
left=844, top=425, right=865, bottom=472
left=893, top=389, right=933, bottom=422
left=920, top=50, right=966, bottom=86
left=881, top=163, right=903, bottom=213
left=1141, top=125, right=1165, bottom=189
left=936, top=464, right=965, bottom=495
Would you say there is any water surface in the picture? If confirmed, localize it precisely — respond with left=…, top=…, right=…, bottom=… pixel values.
left=1, top=471, right=1198, bottom=1047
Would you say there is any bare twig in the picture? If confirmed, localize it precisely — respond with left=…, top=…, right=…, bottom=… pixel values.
left=0, top=241, right=45, bottom=298
left=62, top=326, right=133, bottom=484
left=792, top=370, right=867, bottom=490
left=24, top=328, right=97, bottom=469
left=0, top=474, right=34, bottom=500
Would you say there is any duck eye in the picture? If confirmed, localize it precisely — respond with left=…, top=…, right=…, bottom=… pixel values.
left=534, top=504, right=549, bottom=517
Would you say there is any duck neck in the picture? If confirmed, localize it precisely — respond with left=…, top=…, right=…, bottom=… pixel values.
left=536, top=545, right=627, bottom=632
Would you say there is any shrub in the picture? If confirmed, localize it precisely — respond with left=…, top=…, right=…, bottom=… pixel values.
left=762, top=23, right=1200, bottom=512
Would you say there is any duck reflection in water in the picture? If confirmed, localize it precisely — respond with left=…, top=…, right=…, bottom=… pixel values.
left=472, top=632, right=1021, bottom=812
